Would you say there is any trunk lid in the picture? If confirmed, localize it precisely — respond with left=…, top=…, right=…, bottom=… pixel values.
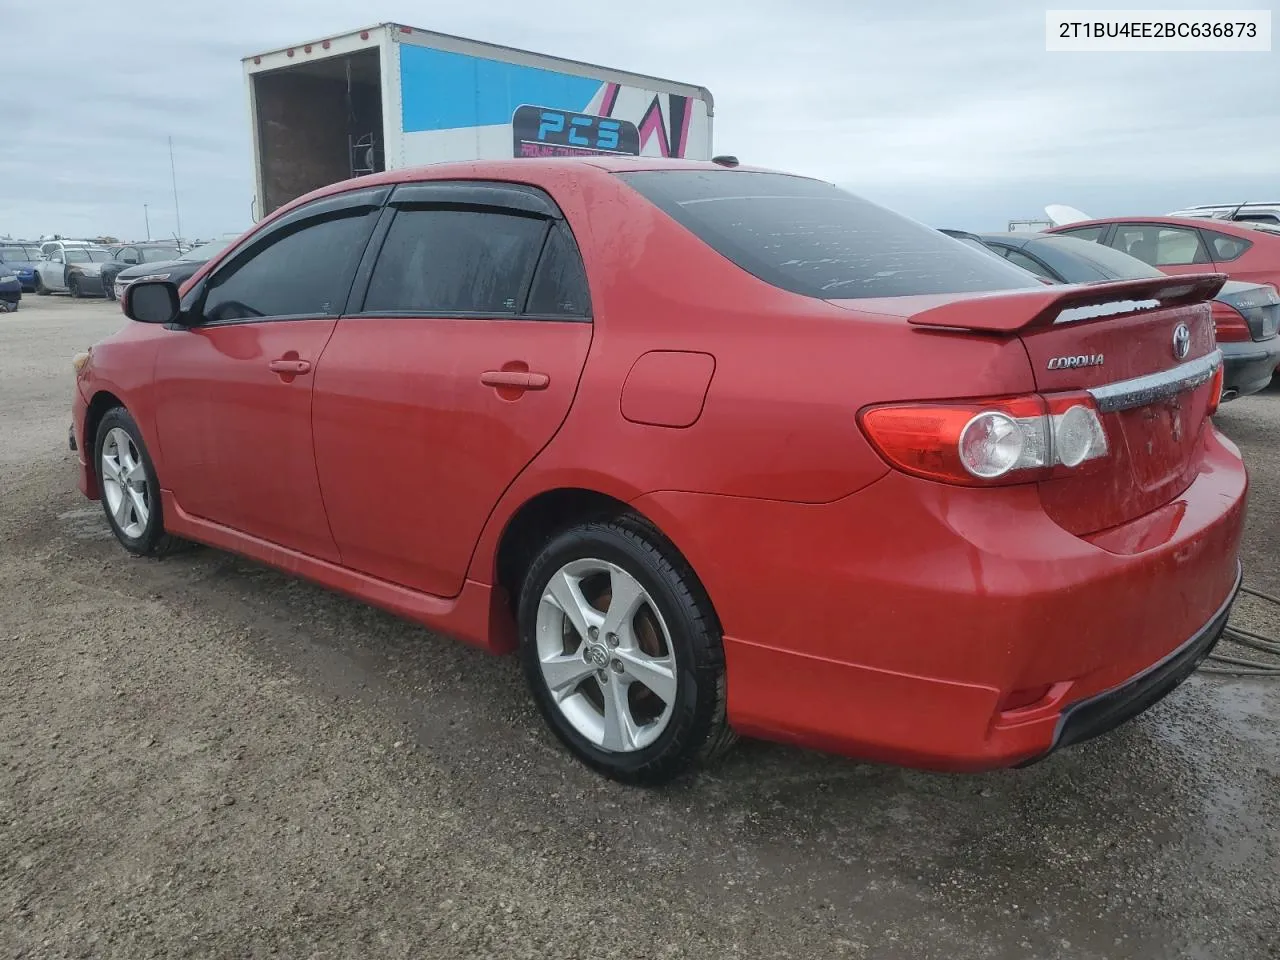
left=838, top=274, right=1228, bottom=536
left=1216, top=280, right=1280, bottom=340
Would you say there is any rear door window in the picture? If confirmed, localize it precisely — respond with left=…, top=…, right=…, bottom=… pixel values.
left=525, top=224, right=591, bottom=318
left=363, top=209, right=547, bottom=315
left=618, top=170, right=1039, bottom=299
left=1053, top=225, right=1106, bottom=244
left=1107, top=224, right=1211, bottom=266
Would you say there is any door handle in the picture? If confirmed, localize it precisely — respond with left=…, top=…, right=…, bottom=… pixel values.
left=268, top=358, right=312, bottom=375
left=481, top=370, right=550, bottom=391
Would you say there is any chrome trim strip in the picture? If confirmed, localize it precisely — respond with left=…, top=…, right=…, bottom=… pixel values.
left=1087, top=350, right=1222, bottom=413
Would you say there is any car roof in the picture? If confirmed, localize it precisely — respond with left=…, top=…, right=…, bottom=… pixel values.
left=1050, top=214, right=1273, bottom=237
left=265, top=157, right=788, bottom=223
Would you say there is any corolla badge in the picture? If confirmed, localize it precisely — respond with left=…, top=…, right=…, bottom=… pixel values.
left=1172, top=322, right=1191, bottom=360
left=1047, top=354, right=1105, bottom=370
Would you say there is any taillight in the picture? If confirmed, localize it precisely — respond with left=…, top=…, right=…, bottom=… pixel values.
left=859, top=393, right=1109, bottom=486
left=1207, top=363, right=1225, bottom=415
left=1210, top=301, right=1251, bottom=342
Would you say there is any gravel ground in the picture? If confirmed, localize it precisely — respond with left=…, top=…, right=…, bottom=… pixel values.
left=2, top=295, right=1278, bottom=960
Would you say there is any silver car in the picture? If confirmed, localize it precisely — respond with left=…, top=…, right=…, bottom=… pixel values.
left=34, top=242, right=112, bottom=298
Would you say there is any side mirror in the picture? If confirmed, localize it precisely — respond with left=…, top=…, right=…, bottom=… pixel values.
left=123, top=256, right=138, bottom=264
left=123, top=280, right=181, bottom=325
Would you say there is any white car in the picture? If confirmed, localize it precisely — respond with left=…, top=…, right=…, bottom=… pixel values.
left=1168, top=202, right=1280, bottom=226
left=34, top=242, right=112, bottom=298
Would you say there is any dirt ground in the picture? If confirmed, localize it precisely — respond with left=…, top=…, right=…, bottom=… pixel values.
left=2, top=294, right=1278, bottom=960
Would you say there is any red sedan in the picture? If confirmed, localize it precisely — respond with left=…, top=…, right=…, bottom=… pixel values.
left=71, top=159, right=1246, bottom=784
left=1046, top=214, right=1280, bottom=294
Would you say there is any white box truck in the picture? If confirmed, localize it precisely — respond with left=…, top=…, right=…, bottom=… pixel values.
left=243, top=22, right=715, bottom=219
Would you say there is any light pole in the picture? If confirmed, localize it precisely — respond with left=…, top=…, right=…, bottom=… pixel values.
left=144, top=203, right=151, bottom=241
left=168, top=136, right=183, bottom=243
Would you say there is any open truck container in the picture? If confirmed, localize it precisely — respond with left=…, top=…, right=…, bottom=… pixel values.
left=243, top=22, right=715, bottom=219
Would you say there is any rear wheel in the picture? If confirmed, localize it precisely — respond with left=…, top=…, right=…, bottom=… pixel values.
left=93, top=408, right=177, bottom=556
left=518, top=516, right=734, bottom=785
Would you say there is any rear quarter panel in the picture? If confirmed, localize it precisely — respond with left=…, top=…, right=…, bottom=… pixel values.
left=466, top=167, right=1038, bottom=580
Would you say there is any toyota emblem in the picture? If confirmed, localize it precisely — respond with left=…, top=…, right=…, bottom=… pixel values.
left=1172, top=323, right=1191, bottom=360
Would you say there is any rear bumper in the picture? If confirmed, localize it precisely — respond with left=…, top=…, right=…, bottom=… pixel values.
left=1036, top=560, right=1237, bottom=759
left=1220, top=337, right=1280, bottom=397
left=632, top=427, right=1247, bottom=771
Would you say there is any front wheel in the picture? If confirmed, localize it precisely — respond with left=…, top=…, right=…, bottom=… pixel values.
left=104, top=278, right=117, bottom=301
left=93, top=408, right=176, bottom=556
left=68, top=276, right=81, bottom=299
left=34, top=274, right=49, bottom=296
left=518, top=516, right=734, bottom=785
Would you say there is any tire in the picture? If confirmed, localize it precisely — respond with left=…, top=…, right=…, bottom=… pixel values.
left=69, top=276, right=81, bottom=299
left=104, top=278, right=116, bottom=301
left=93, top=407, right=178, bottom=557
left=35, top=275, right=49, bottom=296
left=518, top=515, right=734, bottom=785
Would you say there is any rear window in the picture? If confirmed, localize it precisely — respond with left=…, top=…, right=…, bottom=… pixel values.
left=618, top=171, right=1040, bottom=299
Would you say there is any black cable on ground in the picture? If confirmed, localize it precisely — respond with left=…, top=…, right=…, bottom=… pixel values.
left=1201, top=584, right=1280, bottom=677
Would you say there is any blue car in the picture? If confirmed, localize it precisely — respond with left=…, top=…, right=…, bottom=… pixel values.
left=0, top=242, right=41, bottom=292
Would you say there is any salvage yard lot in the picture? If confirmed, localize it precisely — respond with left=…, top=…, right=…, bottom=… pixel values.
left=2, top=295, right=1278, bottom=960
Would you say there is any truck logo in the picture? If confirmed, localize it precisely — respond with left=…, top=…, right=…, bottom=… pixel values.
left=1047, top=354, right=1105, bottom=370
left=512, top=105, right=640, bottom=158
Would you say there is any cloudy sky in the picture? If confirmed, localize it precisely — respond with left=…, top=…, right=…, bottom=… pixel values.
left=4, top=0, right=1276, bottom=241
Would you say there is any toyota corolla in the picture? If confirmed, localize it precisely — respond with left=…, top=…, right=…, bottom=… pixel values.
left=70, top=158, right=1247, bottom=784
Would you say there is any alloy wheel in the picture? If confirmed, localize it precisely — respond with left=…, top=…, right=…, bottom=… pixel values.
left=100, top=427, right=150, bottom=539
left=536, top=558, right=678, bottom=753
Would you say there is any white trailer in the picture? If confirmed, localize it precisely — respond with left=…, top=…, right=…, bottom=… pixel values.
left=243, top=23, right=715, bottom=219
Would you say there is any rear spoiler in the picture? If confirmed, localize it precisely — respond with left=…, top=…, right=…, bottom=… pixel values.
left=908, top=273, right=1228, bottom=334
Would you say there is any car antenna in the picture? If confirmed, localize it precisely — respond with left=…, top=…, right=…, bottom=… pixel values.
left=711, top=155, right=740, bottom=167
left=1227, top=199, right=1249, bottom=221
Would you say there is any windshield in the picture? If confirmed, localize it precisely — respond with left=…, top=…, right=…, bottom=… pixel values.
left=619, top=171, right=1040, bottom=299
left=180, top=238, right=235, bottom=262
left=1037, top=235, right=1165, bottom=280
left=0, top=246, right=33, bottom=261
left=86, top=248, right=110, bottom=263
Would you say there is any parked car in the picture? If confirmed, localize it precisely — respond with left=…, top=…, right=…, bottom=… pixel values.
left=111, top=237, right=239, bottom=303
left=0, top=272, right=20, bottom=312
left=73, top=158, right=1245, bottom=785
left=100, top=243, right=184, bottom=300
left=0, top=242, right=42, bottom=292
left=34, top=242, right=112, bottom=297
left=1168, top=202, right=1280, bottom=226
left=1045, top=215, right=1280, bottom=294
left=968, top=231, right=1280, bottom=399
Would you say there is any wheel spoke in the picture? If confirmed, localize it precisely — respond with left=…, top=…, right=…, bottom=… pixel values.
left=111, top=488, right=131, bottom=527
left=601, top=677, right=640, bottom=752
left=600, top=566, right=646, bottom=646
left=617, top=651, right=677, bottom=705
left=123, top=459, right=147, bottom=484
left=540, top=652, right=596, bottom=700
left=100, top=453, right=122, bottom=483
left=544, top=569, right=599, bottom=642
left=127, top=486, right=149, bottom=528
